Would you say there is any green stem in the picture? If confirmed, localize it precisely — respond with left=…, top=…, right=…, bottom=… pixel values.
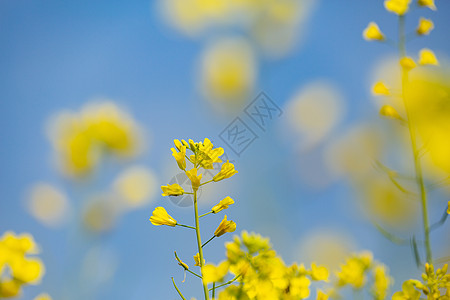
left=202, top=236, right=215, bottom=248
left=209, top=274, right=241, bottom=291
left=176, top=224, right=196, bottom=230
left=172, top=277, right=187, bottom=300
left=187, top=269, right=203, bottom=279
left=398, top=15, right=433, bottom=264
left=212, top=282, right=216, bottom=299
left=200, top=180, right=213, bottom=186
left=194, top=189, right=210, bottom=300
left=199, top=211, right=213, bottom=218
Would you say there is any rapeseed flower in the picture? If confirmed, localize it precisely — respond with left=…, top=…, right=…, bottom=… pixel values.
left=416, top=18, right=434, bottom=35
left=211, top=196, right=235, bottom=213
left=418, top=49, right=439, bottom=66
left=193, top=253, right=204, bottom=267
left=400, top=57, right=416, bottom=70
left=213, top=161, right=238, bottom=182
left=149, top=207, right=177, bottom=227
left=310, top=263, right=329, bottom=281
left=418, top=0, right=436, bottom=10
left=379, top=105, right=402, bottom=120
left=214, top=215, right=236, bottom=237
left=372, top=82, right=390, bottom=95
left=161, top=183, right=184, bottom=197
left=186, top=168, right=202, bottom=191
left=363, top=22, right=385, bottom=41
left=384, top=0, right=411, bottom=15
left=171, top=146, right=187, bottom=170
left=202, top=261, right=230, bottom=284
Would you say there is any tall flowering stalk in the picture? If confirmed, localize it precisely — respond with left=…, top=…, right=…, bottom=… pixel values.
left=150, top=138, right=237, bottom=299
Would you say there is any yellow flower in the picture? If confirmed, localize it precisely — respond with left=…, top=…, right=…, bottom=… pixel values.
left=400, top=57, right=416, bottom=70
left=161, top=183, right=184, bottom=197
left=214, top=215, right=237, bottom=237
left=363, top=22, right=385, bottom=41
left=194, top=253, right=205, bottom=267
left=372, top=82, right=390, bottom=96
left=202, top=261, right=230, bottom=284
left=379, top=105, right=402, bottom=120
left=416, top=18, right=434, bottom=35
left=392, top=280, right=421, bottom=300
left=34, top=293, right=52, bottom=300
left=0, top=280, right=21, bottom=298
left=418, top=0, right=436, bottom=10
left=372, top=265, right=392, bottom=300
left=213, top=161, right=238, bottom=182
left=418, top=49, right=439, bottom=66
left=149, top=207, right=177, bottom=226
left=173, top=139, right=183, bottom=151
left=310, top=263, right=329, bottom=281
left=384, top=0, right=411, bottom=15
left=212, top=197, right=235, bottom=214
left=185, top=168, right=202, bottom=191
left=171, top=146, right=186, bottom=170
left=316, top=290, right=329, bottom=300
left=196, top=138, right=224, bottom=169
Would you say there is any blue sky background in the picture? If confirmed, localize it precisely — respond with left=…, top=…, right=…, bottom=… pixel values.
left=1, top=1, right=450, bottom=299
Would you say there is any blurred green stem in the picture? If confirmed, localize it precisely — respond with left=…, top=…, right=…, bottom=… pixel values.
left=398, top=15, right=432, bottom=264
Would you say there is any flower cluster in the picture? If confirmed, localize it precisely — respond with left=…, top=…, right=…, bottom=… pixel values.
left=48, top=101, right=142, bottom=176
left=0, top=232, right=46, bottom=298
left=150, top=138, right=238, bottom=299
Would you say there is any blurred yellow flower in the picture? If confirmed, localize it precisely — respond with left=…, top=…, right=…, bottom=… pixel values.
left=372, top=265, right=392, bottom=300
left=114, top=166, right=157, bottom=208
left=213, top=161, right=238, bottom=182
left=186, top=168, right=202, bottom=191
left=149, top=207, right=177, bottom=227
left=392, top=280, right=421, bottom=300
left=372, top=81, right=390, bottom=95
left=202, top=261, right=230, bottom=284
left=34, top=293, right=52, bottom=300
left=316, top=290, right=328, bottom=300
left=214, top=215, right=237, bottom=237
left=363, top=22, right=385, bottom=41
left=212, top=196, right=235, bottom=213
left=310, top=263, right=329, bottom=281
left=384, top=0, right=411, bottom=15
left=416, top=18, right=434, bottom=35
left=379, top=105, right=402, bottom=120
left=418, top=49, right=439, bottom=66
left=418, top=0, right=436, bottom=10
left=161, top=183, right=184, bottom=197
left=400, top=57, right=416, bottom=70
left=0, top=280, right=21, bottom=298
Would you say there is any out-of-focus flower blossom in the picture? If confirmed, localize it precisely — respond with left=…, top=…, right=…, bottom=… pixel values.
left=27, top=183, right=69, bottom=228
left=0, top=232, right=45, bottom=298
left=199, top=38, right=256, bottom=111
left=372, top=82, right=390, bottom=95
left=161, top=183, right=184, bottom=197
left=316, top=290, right=328, bottom=300
left=418, top=49, right=439, bottom=66
left=213, top=161, right=238, bottom=182
left=285, top=81, right=345, bottom=149
left=363, top=22, right=385, bottom=41
left=310, top=263, right=329, bottom=281
left=416, top=18, right=434, bottom=35
left=47, top=101, right=143, bottom=177
left=400, top=57, right=416, bottom=70
left=379, top=105, right=402, bottom=120
left=211, top=196, right=234, bottom=213
left=384, top=0, right=411, bottom=15
left=418, top=0, right=436, bottom=10
left=82, top=194, right=121, bottom=233
left=372, top=265, right=392, bottom=300
left=149, top=207, right=177, bottom=227
left=336, top=252, right=372, bottom=289
left=202, top=261, right=230, bottom=284
left=392, top=280, right=421, bottom=300
left=214, top=215, right=236, bottom=237
left=113, top=166, right=157, bottom=208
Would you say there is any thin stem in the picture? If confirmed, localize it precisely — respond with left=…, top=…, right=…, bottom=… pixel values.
left=187, top=269, right=203, bottom=279
left=176, top=224, right=196, bottom=230
left=202, top=236, right=216, bottom=248
left=194, top=189, right=210, bottom=300
left=199, top=211, right=213, bottom=218
left=209, top=274, right=241, bottom=291
left=172, top=277, right=187, bottom=300
left=200, top=180, right=213, bottom=186
left=398, top=15, right=433, bottom=264
left=212, top=282, right=216, bottom=299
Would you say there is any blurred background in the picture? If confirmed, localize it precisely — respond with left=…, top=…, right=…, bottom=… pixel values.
left=1, top=0, right=449, bottom=299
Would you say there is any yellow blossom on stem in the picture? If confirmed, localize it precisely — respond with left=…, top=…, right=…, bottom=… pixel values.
left=171, top=146, right=186, bottom=170
left=213, top=161, right=238, bottom=182
left=193, top=253, right=205, bottom=267
left=384, top=0, right=411, bottom=15
left=392, top=280, right=421, bottom=300
left=416, top=18, right=434, bottom=35
left=211, top=196, right=235, bottom=214
left=186, top=168, right=202, bottom=191
left=149, top=207, right=177, bottom=227
left=214, top=215, right=237, bottom=237
left=400, top=57, right=416, bottom=70
left=418, top=0, right=436, bottom=10
left=418, top=49, right=439, bottom=66
left=161, top=183, right=184, bottom=197
left=372, top=82, right=390, bottom=96
left=363, top=22, right=385, bottom=41
left=380, top=105, right=402, bottom=120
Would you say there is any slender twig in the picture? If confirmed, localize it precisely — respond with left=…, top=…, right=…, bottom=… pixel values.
left=212, top=282, right=216, bottom=299
left=209, top=274, right=241, bottom=291
left=176, top=224, right=196, bottom=230
left=373, top=222, right=409, bottom=245
left=200, top=180, right=213, bottom=186
left=187, top=269, right=203, bottom=279
left=429, top=208, right=448, bottom=232
left=199, top=211, right=213, bottom=218
left=202, top=236, right=216, bottom=248
left=172, top=277, right=187, bottom=300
